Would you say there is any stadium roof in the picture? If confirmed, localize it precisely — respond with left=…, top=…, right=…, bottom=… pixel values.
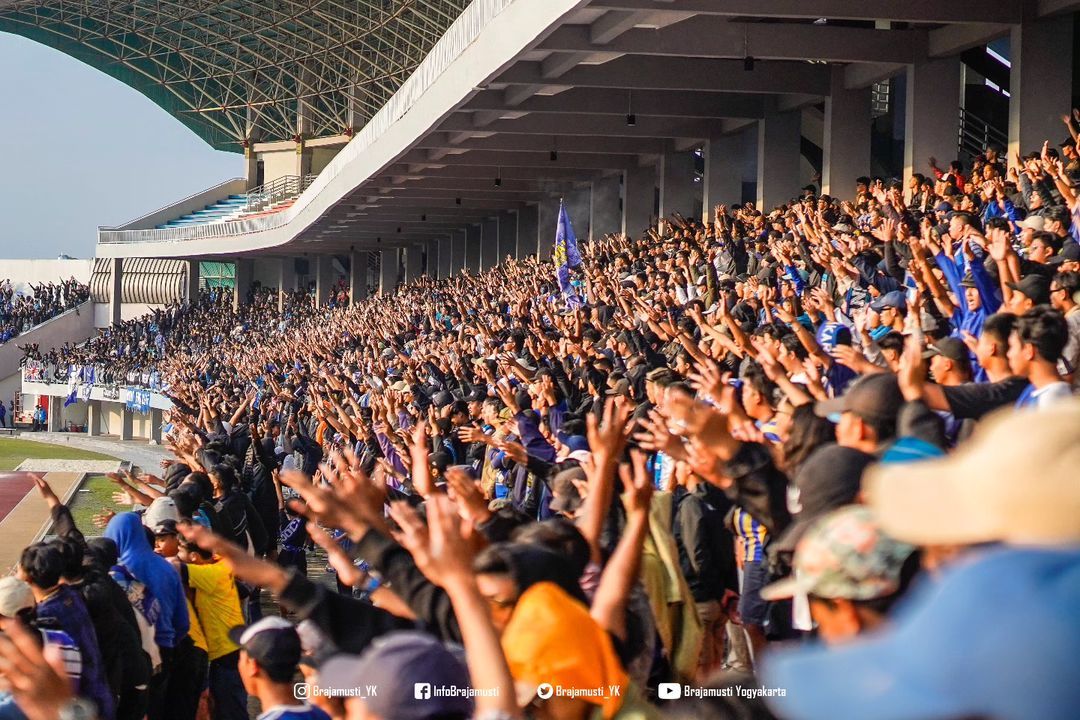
left=0, top=0, right=470, bottom=151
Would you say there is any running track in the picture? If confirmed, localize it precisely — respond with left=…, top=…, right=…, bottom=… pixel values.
left=0, top=473, right=36, bottom=523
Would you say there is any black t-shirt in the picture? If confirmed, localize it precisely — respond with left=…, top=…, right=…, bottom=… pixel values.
left=942, top=376, right=1028, bottom=419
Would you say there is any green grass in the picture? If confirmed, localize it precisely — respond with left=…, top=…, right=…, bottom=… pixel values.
left=67, top=475, right=118, bottom=534
left=0, top=438, right=114, bottom=472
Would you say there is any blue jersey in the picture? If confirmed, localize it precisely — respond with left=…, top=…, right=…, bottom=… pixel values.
left=258, top=705, right=331, bottom=720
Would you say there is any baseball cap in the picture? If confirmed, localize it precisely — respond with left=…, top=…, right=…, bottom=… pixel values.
left=0, top=577, right=34, bottom=617
left=922, top=337, right=968, bottom=363
left=142, top=496, right=179, bottom=533
left=868, top=290, right=906, bottom=312
left=317, top=632, right=472, bottom=720
left=762, top=546, right=1080, bottom=720
left=761, top=506, right=916, bottom=602
left=1018, top=214, right=1046, bottom=231
left=865, top=398, right=1080, bottom=546
left=772, top=445, right=875, bottom=555
left=814, top=373, right=903, bottom=426
left=815, top=322, right=852, bottom=352
left=605, top=378, right=630, bottom=397
left=228, top=617, right=301, bottom=680
left=1047, top=242, right=1080, bottom=265
left=1007, top=274, right=1051, bottom=304
left=933, top=200, right=953, bottom=213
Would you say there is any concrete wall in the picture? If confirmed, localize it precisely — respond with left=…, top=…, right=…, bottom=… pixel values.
left=0, top=302, right=95, bottom=385
left=0, top=259, right=93, bottom=292
left=259, top=149, right=298, bottom=184
left=252, top=258, right=282, bottom=289
left=93, top=302, right=164, bottom=328
left=311, top=147, right=341, bottom=176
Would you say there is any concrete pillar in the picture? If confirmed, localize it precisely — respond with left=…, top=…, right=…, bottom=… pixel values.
left=516, top=205, right=539, bottom=259
left=451, top=231, right=467, bottom=271
left=659, top=145, right=699, bottom=220
left=622, top=164, right=655, bottom=238
left=437, top=238, right=452, bottom=278
left=278, top=258, right=296, bottom=313
left=1009, top=16, right=1074, bottom=159
left=87, top=400, right=102, bottom=437
left=904, top=56, right=962, bottom=186
left=314, top=255, right=335, bottom=307
left=702, top=135, right=744, bottom=223
left=47, top=396, right=62, bottom=433
left=538, top=196, right=561, bottom=260
left=404, top=245, right=424, bottom=281
left=108, top=258, right=122, bottom=327
left=498, top=211, right=518, bottom=264
left=233, top=258, right=253, bottom=310
left=481, top=217, right=500, bottom=271
left=185, top=260, right=200, bottom=304
left=465, top=224, right=483, bottom=272
left=350, top=251, right=370, bottom=303
left=120, top=408, right=134, bottom=441
left=150, top=409, right=163, bottom=444
left=823, top=66, right=873, bottom=199
left=379, top=249, right=399, bottom=294
left=757, top=110, right=803, bottom=210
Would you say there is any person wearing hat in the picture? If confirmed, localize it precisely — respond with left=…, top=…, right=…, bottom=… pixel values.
left=867, top=291, right=906, bottom=335
left=760, top=506, right=919, bottom=645
left=231, top=617, right=329, bottom=720
left=924, top=338, right=972, bottom=386
left=763, top=400, right=1080, bottom=720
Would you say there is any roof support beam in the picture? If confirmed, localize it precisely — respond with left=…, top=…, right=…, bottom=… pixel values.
left=589, top=10, right=650, bottom=44
left=540, top=19, right=924, bottom=65
left=400, top=149, right=634, bottom=170
left=415, top=132, right=667, bottom=156
left=586, top=0, right=1023, bottom=25
left=462, top=88, right=768, bottom=119
left=928, top=23, right=1011, bottom=57
left=494, top=57, right=831, bottom=95
left=844, top=63, right=905, bottom=90
left=437, top=111, right=728, bottom=140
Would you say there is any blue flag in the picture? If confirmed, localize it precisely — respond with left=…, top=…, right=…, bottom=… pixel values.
left=553, top=200, right=583, bottom=308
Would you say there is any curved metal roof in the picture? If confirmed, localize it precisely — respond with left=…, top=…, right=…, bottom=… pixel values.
left=0, top=0, right=469, bottom=151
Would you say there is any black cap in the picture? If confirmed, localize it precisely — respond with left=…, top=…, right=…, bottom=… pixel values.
left=772, top=445, right=875, bottom=554
left=923, top=337, right=969, bottom=364
left=1007, top=275, right=1051, bottom=305
left=228, top=617, right=301, bottom=681
left=814, top=373, right=903, bottom=425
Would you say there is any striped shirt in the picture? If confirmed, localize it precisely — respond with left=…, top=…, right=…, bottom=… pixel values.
left=732, top=507, right=768, bottom=563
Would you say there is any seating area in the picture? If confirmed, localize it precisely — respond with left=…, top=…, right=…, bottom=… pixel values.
left=154, top=194, right=248, bottom=229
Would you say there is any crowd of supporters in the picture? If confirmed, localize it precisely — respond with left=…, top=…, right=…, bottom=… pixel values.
left=4, top=127, right=1080, bottom=720
left=0, top=278, right=89, bottom=345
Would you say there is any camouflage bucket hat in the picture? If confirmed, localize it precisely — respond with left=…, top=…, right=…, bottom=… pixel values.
left=761, top=505, right=916, bottom=602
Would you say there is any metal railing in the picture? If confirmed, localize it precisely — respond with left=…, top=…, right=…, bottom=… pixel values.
left=958, top=108, right=1008, bottom=161
left=244, top=174, right=317, bottom=214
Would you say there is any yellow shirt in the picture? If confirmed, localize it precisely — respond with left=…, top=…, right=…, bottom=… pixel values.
left=187, top=560, right=244, bottom=660
left=186, top=597, right=208, bottom=653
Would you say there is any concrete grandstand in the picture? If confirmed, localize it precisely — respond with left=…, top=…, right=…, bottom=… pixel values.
left=4, top=0, right=1079, bottom=439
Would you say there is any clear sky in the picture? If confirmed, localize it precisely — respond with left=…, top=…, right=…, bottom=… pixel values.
left=0, top=32, right=241, bottom=259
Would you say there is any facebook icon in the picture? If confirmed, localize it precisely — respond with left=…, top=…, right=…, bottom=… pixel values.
left=414, top=683, right=432, bottom=700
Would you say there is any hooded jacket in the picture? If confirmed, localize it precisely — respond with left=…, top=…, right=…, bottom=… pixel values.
left=104, top=512, right=190, bottom=649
